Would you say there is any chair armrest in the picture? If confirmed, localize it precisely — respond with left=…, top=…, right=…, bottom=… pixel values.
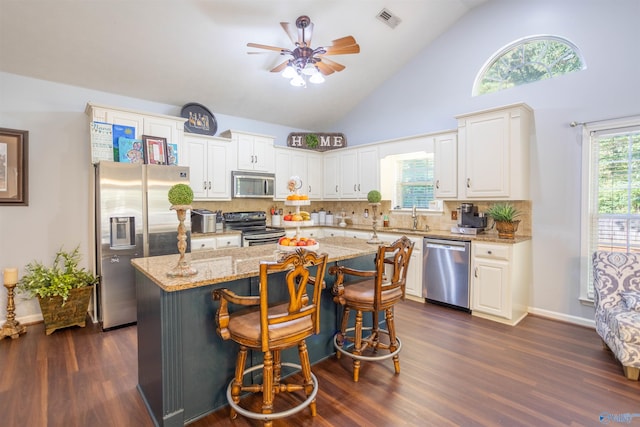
left=212, top=288, right=260, bottom=340
left=329, top=265, right=376, bottom=304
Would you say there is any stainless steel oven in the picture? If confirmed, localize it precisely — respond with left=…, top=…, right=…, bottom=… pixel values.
left=223, top=211, right=285, bottom=246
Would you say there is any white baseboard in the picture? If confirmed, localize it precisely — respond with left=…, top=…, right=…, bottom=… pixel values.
left=528, top=307, right=595, bottom=329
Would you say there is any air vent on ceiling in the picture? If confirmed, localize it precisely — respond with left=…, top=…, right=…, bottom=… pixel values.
left=376, top=8, right=401, bottom=29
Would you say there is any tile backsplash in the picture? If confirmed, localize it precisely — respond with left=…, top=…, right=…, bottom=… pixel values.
left=193, top=199, right=532, bottom=237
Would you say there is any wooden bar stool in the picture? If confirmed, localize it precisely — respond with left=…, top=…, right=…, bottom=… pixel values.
left=330, top=236, right=414, bottom=382
left=213, top=248, right=328, bottom=426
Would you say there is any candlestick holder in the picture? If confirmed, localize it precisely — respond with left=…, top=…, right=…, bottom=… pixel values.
left=367, top=203, right=382, bottom=244
left=167, top=205, right=198, bottom=278
left=1, top=275, right=27, bottom=340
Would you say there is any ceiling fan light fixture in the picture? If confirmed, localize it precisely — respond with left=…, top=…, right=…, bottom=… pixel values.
left=281, top=65, right=297, bottom=79
left=290, top=74, right=306, bottom=87
left=309, top=71, right=325, bottom=84
left=301, top=63, right=317, bottom=76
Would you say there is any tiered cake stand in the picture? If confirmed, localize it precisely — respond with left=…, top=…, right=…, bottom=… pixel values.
left=278, top=199, right=320, bottom=252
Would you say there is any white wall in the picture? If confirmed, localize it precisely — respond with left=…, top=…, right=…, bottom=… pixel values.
left=333, top=0, right=640, bottom=324
left=0, top=73, right=305, bottom=323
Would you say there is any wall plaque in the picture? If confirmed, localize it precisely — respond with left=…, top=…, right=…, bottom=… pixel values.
left=287, top=133, right=347, bottom=151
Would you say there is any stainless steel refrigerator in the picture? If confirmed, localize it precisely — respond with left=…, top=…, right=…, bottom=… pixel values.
left=94, top=162, right=190, bottom=329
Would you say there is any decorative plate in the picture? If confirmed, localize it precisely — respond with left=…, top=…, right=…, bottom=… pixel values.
left=181, top=103, right=217, bottom=136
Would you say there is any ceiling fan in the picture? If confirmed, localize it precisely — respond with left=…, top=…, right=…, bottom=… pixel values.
left=247, top=15, right=360, bottom=86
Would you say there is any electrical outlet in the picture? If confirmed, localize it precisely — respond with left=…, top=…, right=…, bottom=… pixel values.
left=451, top=210, right=458, bottom=220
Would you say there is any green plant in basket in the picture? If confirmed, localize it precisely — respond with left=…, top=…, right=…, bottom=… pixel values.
left=168, top=183, right=194, bottom=206
left=18, top=246, right=98, bottom=304
left=486, top=203, right=521, bottom=222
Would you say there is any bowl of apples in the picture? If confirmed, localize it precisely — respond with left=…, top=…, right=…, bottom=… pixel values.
left=277, top=236, right=319, bottom=252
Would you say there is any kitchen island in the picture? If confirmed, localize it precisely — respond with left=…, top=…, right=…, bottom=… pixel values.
left=132, top=236, right=379, bottom=427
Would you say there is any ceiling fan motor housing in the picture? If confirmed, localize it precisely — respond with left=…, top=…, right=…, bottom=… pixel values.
left=295, top=15, right=311, bottom=30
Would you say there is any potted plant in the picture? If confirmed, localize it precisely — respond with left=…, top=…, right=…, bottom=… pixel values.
left=486, top=203, right=521, bottom=239
left=167, top=183, right=197, bottom=277
left=17, top=246, right=98, bottom=335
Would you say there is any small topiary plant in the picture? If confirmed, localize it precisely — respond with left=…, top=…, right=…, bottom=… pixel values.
left=168, top=183, right=194, bottom=206
left=367, top=190, right=382, bottom=203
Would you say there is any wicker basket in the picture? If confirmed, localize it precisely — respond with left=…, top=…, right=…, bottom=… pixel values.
left=37, top=286, right=93, bottom=335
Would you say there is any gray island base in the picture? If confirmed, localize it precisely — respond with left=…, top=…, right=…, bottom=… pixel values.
left=132, top=236, right=378, bottom=427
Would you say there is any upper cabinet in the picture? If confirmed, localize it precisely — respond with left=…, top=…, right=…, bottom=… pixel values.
left=323, top=146, right=379, bottom=200
left=221, top=130, right=275, bottom=173
left=433, top=132, right=458, bottom=199
left=456, top=103, right=532, bottom=200
left=86, top=103, right=186, bottom=165
left=274, top=148, right=323, bottom=200
left=183, top=134, right=233, bottom=200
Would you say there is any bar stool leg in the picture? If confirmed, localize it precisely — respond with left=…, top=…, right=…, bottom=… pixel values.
left=262, top=350, right=274, bottom=424
left=336, top=306, right=350, bottom=359
left=386, top=307, right=400, bottom=374
left=353, top=310, right=363, bottom=382
left=230, top=346, right=248, bottom=420
left=298, top=340, right=317, bottom=416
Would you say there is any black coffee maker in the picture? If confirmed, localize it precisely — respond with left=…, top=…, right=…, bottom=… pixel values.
left=457, top=203, right=487, bottom=230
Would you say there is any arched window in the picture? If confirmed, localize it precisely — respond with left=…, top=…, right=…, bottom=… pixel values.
left=473, top=35, right=586, bottom=96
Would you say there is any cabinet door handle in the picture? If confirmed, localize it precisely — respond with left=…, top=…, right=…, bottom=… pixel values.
left=436, top=180, right=440, bottom=189
left=487, top=250, right=492, bottom=255
left=208, top=181, right=212, bottom=190
left=335, top=185, right=338, bottom=193
left=358, top=184, right=361, bottom=192
left=467, top=178, right=471, bottom=188
left=254, top=155, right=258, bottom=164
left=308, top=184, right=311, bottom=192
left=203, top=181, right=207, bottom=190
left=354, top=184, right=357, bottom=191
left=474, top=267, right=478, bottom=278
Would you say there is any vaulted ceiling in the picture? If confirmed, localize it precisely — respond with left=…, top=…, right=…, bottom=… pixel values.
left=0, top=0, right=486, bottom=130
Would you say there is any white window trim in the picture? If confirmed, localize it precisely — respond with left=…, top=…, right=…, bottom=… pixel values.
left=473, top=34, right=586, bottom=96
left=579, top=115, right=640, bottom=302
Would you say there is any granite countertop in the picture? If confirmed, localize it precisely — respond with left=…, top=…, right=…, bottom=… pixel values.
left=320, top=224, right=532, bottom=244
left=132, top=236, right=379, bottom=292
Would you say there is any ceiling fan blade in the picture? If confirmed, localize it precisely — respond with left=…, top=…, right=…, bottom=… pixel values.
left=280, top=22, right=298, bottom=45
left=270, top=60, right=289, bottom=73
left=246, top=42, right=290, bottom=54
left=330, top=36, right=357, bottom=47
left=315, top=62, right=335, bottom=76
left=318, top=57, right=346, bottom=72
left=322, top=44, right=361, bottom=55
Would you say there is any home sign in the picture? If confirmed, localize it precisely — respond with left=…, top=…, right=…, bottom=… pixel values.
left=287, top=133, right=347, bottom=152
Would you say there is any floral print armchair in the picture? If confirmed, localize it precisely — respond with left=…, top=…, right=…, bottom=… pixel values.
left=592, top=251, right=640, bottom=380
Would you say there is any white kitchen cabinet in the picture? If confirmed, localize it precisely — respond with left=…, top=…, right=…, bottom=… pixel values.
left=323, top=228, right=345, bottom=237
left=183, top=134, right=233, bottom=200
left=434, top=132, right=457, bottom=199
left=471, top=240, right=531, bottom=325
left=404, top=236, right=423, bottom=299
left=191, top=234, right=241, bottom=250
left=274, top=148, right=323, bottom=200
left=221, top=130, right=275, bottom=172
left=323, top=146, right=379, bottom=200
left=456, top=103, right=532, bottom=200
left=86, top=103, right=185, bottom=164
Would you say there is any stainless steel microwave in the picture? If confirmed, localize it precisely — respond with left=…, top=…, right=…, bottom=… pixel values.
left=232, top=171, right=275, bottom=198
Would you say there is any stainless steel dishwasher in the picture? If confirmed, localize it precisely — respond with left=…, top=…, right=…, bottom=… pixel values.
left=423, top=238, right=471, bottom=312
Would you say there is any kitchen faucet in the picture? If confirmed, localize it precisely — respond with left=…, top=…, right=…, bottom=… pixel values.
left=412, top=205, right=418, bottom=230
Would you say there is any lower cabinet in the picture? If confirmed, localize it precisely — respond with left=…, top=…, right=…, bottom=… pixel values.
left=191, top=235, right=241, bottom=251
left=471, top=240, right=531, bottom=325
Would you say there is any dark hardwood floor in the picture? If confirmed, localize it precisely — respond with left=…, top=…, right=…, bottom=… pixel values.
left=1, top=300, right=638, bottom=427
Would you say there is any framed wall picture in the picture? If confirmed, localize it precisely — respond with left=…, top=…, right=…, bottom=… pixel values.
left=0, top=128, right=28, bottom=206
left=142, top=135, right=167, bottom=165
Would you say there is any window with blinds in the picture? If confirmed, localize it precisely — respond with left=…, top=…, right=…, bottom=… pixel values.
left=582, top=121, right=640, bottom=299
left=392, top=153, right=435, bottom=209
